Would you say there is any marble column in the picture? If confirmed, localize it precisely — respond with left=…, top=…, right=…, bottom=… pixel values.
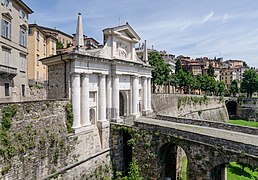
left=132, top=75, right=139, bottom=116
left=106, top=75, right=112, bottom=120
left=112, top=74, right=119, bottom=121
left=81, top=73, right=90, bottom=126
left=98, top=74, right=106, bottom=121
left=71, top=73, right=81, bottom=128
left=142, top=77, right=148, bottom=111
left=147, top=77, right=152, bottom=110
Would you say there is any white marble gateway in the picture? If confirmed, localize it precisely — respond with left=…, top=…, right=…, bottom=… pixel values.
left=41, top=13, right=152, bottom=131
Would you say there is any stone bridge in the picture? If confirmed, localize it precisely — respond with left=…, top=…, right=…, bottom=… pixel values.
left=111, top=116, right=258, bottom=180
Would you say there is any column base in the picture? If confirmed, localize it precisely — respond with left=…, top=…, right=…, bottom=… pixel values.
left=74, top=125, right=94, bottom=134
left=142, top=109, right=153, bottom=116
left=131, top=113, right=140, bottom=119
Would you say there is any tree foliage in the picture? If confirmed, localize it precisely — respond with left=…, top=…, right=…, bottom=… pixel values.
left=230, top=80, right=239, bottom=97
left=149, top=51, right=171, bottom=91
left=207, top=64, right=215, bottom=77
left=240, top=69, right=258, bottom=98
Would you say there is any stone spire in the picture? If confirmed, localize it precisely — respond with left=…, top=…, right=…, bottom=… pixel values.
left=75, top=13, right=84, bottom=47
left=143, top=40, right=148, bottom=63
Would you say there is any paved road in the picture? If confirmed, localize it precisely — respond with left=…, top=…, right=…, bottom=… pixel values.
left=136, top=117, right=258, bottom=147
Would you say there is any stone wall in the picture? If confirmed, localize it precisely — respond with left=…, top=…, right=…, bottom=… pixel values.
left=28, top=85, right=47, bottom=100
left=48, top=62, right=71, bottom=99
left=237, top=97, right=258, bottom=121
left=0, top=100, right=112, bottom=179
left=152, top=94, right=229, bottom=122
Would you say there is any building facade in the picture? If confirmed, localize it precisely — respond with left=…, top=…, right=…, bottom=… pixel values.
left=40, top=26, right=73, bottom=49
left=27, top=24, right=57, bottom=84
left=41, top=14, right=153, bottom=131
left=0, top=0, right=33, bottom=102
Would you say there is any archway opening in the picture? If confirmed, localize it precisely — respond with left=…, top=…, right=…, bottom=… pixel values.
left=119, top=91, right=128, bottom=117
left=122, top=130, right=132, bottom=175
left=159, top=143, right=187, bottom=180
left=89, top=108, right=96, bottom=125
left=226, top=101, right=237, bottom=118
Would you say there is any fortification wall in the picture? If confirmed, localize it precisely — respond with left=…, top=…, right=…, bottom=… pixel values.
left=152, top=94, right=229, bottom=122
left=0, top=100, right=112, bottom=179
left=237, top=98, right=258, bottom=121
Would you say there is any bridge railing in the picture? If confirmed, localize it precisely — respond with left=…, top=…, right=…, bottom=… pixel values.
left=155, top=115, right=258, bottom=135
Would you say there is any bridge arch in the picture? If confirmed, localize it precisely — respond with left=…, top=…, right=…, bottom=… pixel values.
left=225, top=100, right=238, bottom=117
left=158, top=142, right=188, bottom=180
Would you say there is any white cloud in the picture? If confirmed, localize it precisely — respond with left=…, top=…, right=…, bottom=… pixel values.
left=201, top=11, right=214, bottom=24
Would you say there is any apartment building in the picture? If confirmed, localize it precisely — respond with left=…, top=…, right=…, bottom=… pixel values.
left=27, top=24, right=57, bottom=84
left=39, top=26, right=73, bottom=49
left=0, top=0, right=33, bottom=102
left=220, top=68, right=237, bottom=89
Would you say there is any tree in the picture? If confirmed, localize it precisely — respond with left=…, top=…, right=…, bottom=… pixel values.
left=57, top=41, right=64, bottom=49
left=175, top=59, right=183, bottom=74
left=243, top=61, right=248, bottom=67
left=207, top=64, right=215, bottom=77
left=149, top=51, right=171, bottom=92
left=240, top=69, right=258, bottom=98
left=230, top=80, right=239, bottom=97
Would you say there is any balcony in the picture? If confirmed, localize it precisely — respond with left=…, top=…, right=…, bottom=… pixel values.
left=0, top=64, right=17, bottom=79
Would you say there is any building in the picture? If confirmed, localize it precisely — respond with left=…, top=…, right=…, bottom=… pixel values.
left=27, top=24, right=57, bottom=84
left=41, top=14, right=153, bottom=132
left=220, top=68, right=237, bottom=89
left=39, top=26, right=73, bottom=49
left=0, top=0, right=33, bottom=102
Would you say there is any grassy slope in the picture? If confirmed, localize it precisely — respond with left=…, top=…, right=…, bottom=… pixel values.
left=227, top=162, right=258, bottom=180
left=228, top=119, right=258, bottom=128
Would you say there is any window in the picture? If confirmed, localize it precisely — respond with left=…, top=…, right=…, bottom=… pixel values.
left=36, top=71, right=39, bottom=80
left=4, top=83, right=9, bottom=96
left=19, top=11, right=26, bottom=19
left=20, top=54, right=26, bottom=72
left=1, top=0, right=9, bottom=7
left=21, top=84, right=25, bottom=97
left=36, top=54, right=39, bottom=66
left=51, top=39, right=55, bottom=55
left=28, top=28, right=32, bottom=34
left=20, top=27, right=27, bottom=46
left=1, top=18, right=11, bottom=39
left=36, top=31, right=39, bottom=50
left=2, top=47, right=10, bottom=65
left=43, top=44, right=46, bottom=55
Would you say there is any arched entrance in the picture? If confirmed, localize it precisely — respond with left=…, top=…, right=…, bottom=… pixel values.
left=210, top=162, right=258, bottom=180
left=159, top=143, right=187, bottom=180
left=89, top=108, right=96, bottom=124
left=122, top=131, right=132, bottom=175
left=226, top=101, right=237, bottom=117
left=119, top=91, right=127, bottom=117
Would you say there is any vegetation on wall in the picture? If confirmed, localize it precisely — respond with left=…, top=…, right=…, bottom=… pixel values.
left=0, top=103, right=71, bottom=176
left=177, top=95, right=209, bottom=109
left=64, top=103, right=74, bottom=133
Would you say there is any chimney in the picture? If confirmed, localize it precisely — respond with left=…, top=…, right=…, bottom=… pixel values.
left=75, top=13, right=84, bottom=48
left=143, top=40, right=148, bottom=63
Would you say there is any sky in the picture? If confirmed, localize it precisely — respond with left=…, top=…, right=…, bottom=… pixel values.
left=23, top=0, right=258, bottom=67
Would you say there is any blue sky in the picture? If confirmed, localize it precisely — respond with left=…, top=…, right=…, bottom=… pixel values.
left=23, top=0, right=258, bottom=67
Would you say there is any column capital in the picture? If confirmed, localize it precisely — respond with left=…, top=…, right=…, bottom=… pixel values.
left=81, top=73, right=90, bottom=78
left=98, top=74, right=106, bottom=78
left=70, top=72, right=81, bottom=76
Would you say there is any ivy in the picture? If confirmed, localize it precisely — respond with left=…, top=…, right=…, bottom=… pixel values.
left=64, top=103, right=74, bottom=133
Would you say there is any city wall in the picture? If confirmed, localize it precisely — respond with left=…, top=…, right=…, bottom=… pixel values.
left=237, top=97, right=258, bottom=121
left=152, top=94, right=229, bottom=122
left=0, top=100, right=112, bottom=179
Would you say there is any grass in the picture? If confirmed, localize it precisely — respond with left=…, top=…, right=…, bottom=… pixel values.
left=227, top=162, right=258, bottom=180
left=181, top=156, right=187, bottom=180
left=228, top=119, right=258, bottom=128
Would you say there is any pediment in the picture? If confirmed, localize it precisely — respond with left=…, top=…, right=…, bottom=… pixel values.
left=103, top=23, right=141, bottom=43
